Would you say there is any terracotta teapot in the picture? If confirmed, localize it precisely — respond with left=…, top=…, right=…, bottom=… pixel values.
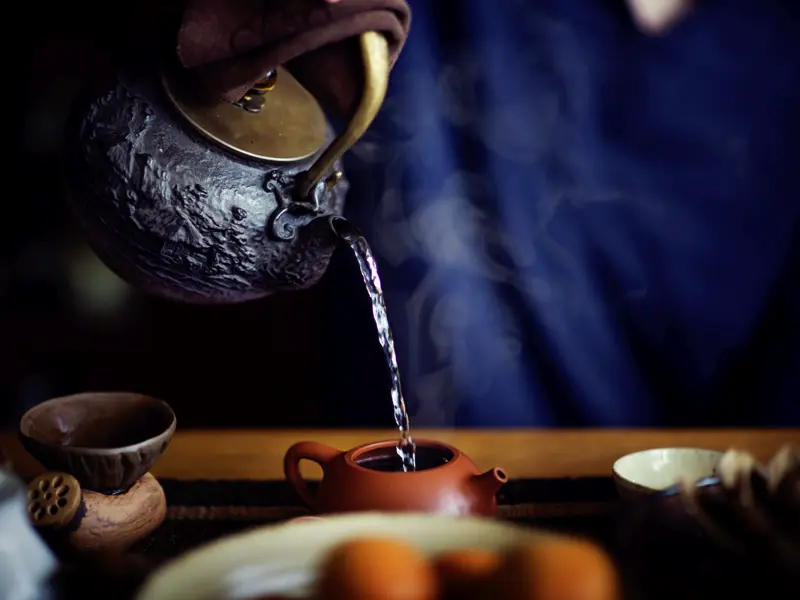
left=283, top=439, right=509, bottom=516
left=62, top=30, right=390, bottom=304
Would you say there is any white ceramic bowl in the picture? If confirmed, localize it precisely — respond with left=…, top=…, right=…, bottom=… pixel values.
left=612, top=447, right=723, bottom=502
left=136, top=513, right=556, bottom=600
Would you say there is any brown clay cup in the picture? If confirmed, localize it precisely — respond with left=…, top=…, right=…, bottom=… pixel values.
left=284, top=439, right=508, bottom=517
left=19, top=392, right=176, bottom=494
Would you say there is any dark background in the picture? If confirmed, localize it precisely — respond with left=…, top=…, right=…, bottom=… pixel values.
left=0, top=6, right=390, bottom=430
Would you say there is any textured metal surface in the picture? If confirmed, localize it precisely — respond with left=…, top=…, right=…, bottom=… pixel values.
left=63, top=67, right=348, bottom=304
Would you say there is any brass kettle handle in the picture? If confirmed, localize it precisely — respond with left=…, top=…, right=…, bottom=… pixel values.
left=295, top=31, right=390, bottom=199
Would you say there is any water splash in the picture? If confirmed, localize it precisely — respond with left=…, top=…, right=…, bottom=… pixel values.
left=331, top=217, right=416, bottom=471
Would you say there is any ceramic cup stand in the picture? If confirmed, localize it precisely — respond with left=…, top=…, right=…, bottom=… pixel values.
left=18, top=392, right=176, bottom=554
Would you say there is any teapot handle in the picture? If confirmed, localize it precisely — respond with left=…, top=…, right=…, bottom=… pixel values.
left=295, top=31, right=390, bottom=199
left=283, top=441, right=341, bottom=508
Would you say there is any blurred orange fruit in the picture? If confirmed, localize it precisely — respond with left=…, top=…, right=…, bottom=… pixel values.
left=433, top=548, right=500, bottom=598
left=491, top=537, right=620, bottom=600
left=314, top=537, right=437, bottom=600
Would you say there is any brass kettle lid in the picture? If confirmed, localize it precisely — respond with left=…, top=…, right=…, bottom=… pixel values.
left=162, top=65, right=328, bottom=163
left=162, top=32, right=389, bottom=200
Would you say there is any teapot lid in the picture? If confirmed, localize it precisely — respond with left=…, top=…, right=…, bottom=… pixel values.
left=162, top=65, right=327, bottom=162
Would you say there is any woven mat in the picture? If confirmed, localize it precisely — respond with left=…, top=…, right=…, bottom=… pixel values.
left=49, top=477, right=622, bottom=599
left=131, top=477, right=620, bottom=560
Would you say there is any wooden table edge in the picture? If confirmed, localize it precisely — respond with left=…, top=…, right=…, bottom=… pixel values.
left=2, top=428, right=797, bottom=480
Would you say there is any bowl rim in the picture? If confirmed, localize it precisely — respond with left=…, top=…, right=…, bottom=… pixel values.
left=612, top=447, right=724, bottom=488
left=18, top=392, right=177, bottom=455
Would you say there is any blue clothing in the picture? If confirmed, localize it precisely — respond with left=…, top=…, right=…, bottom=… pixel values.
left=321, top=0, right=800, bottom=427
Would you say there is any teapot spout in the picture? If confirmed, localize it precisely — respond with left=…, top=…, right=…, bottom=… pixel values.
left=472, top=467, right=509, bottom=499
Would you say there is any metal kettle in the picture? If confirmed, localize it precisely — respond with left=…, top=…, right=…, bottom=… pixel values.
left=63, top=32, right=388, bottom=304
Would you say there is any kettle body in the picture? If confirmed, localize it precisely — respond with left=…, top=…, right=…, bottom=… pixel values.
left=63, top=65, right=348, bottom=304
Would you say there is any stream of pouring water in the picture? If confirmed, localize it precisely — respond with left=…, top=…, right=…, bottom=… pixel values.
left=331, top=217, right=417, bottom=471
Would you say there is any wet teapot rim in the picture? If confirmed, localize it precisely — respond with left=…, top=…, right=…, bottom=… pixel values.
left=344, top=438, right=465, bottom=474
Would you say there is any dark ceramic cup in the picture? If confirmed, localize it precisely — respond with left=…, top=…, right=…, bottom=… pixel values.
left=19, top=392, right=176, bottom=494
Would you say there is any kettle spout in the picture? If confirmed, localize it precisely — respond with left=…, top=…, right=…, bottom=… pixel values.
left=295, top=214, right=360, bottom=243
left=472, top=467, right=509, bottom=499
left=328, top=215, right=363, bottom=244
